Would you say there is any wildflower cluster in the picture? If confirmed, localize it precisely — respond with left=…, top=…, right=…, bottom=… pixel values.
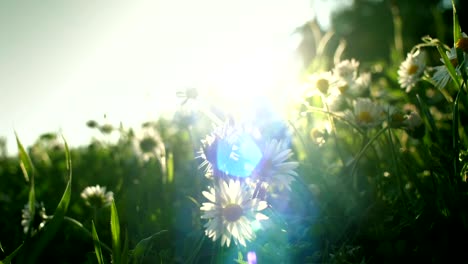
left=198, top=121, right=298, bottom=247
left=301, top=58, right=423, bottom=140
left=304, top=59, right=370, bottom=107
left=396, top=32, right=468, bottom=92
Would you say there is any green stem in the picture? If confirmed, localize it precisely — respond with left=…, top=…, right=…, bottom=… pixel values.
left=323, top=98, right=347, bottom=166
left=390, top=0, right=403, bottom=61
left=452, top=88, right=462, bottom=186
left=64, top=216, right=112, bottom=253
left=386, top=129, right=408, bottom=208
left=304, top=106, right=366, bottom=136
left=351, top=126, right=389, bottom=189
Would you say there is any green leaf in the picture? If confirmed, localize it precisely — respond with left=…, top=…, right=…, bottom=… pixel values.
left=452, top=0, right=461, bottom=45
left=131, top=230, right=167, bottom=264
left=167, top=152, right=174, bottom=184
left=15, top=133, right=35, bottom=237
left=0, top=243, right=23, bottom=264
left=26, top=137, right=72, bottom=263
left=111, top=200, right=121, bottom=264
left=91, top=221, right=105, bottom=264
left=452, top=0, right=466, bottom=77
left=15, top=132, right=34, bottom=183
left=121, top=230, right=129, bottom=264
left=234, top=251, right=248, bottom=264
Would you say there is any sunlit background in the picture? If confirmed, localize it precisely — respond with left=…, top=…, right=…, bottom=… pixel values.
left=0, top=0, right=349, bottom=155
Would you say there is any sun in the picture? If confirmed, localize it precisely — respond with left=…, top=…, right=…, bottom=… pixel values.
left=198, top=42, right=302, bottom=123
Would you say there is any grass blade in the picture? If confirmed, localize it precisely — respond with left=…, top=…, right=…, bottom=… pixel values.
left=91, top=221, right=105, bottom=264
left=0, top=243, right=24, bottom=264
left=452, top=0, right=461, bottom=45
left=15, top=132, right=34, bottom=182
left=121, top=230, right=129, bottom=264
left=131, top=230, right=167, bottom=264
left=452, top=89, right=461, bottom=183
left=26, top=137, right=72, bottom=263
left=111, top=200, right=121, bottom=264
left=15, top=134, right=36, bottom=237
left=167, top=152, right=174, bottom=184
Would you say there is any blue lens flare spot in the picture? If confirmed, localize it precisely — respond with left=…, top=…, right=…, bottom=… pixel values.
left=216, top=133, right=262, bottom=178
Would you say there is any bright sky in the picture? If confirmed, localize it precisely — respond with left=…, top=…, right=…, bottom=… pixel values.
left=0, top=0, right=338, bottom=155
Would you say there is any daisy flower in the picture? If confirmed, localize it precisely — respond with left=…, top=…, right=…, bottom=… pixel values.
left=21, top=201, right=49, bottom=235
left=324, top=89, right=347, bottom=111
left=331, top=59, right=369, bottom=97
left=132, top=123, right=166, bottom=163
left=346, top=98, right=385, bottom=128
left=403, top=111, right=425, bottom=138
left=176, top=87, right=198, bottom=105
left=305, top=71, right=333, bottom=96
left=333, top=59, right=360, bottom=82
left=200, top=179, right=268, bottom=247
left=81, top=185, right=114, bottom=208
left=253, top=139, right=299, bottom=191
left=398, top=49, right=426, bottom=92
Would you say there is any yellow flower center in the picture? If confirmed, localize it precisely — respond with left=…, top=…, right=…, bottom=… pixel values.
left=407, top=64, right=419, bottom=75
left=223, top=204, right=243, bottom=222
left=338, top=84, right=349, bottom=93
left=316, top=78, right=329, bottom=94
left=357, top=111, right=373, bottom=124
left=310, top=128, right=324, bottom=139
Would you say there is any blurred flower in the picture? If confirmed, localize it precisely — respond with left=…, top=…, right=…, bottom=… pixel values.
left=398, top=49, right=426, bottom=92
left=310, top=128, right=328, bottom=146
left=200, top=179, right=268, bottom=247
left=133, top=125, right=166, bottom=164
left=346, top=98, right=385, bottom=128
left=254, top=139, right=298, bottom=190
left=333, top=59, right=360, bottom=82
left=305, top=71, right=333, bottom=96
left=99, top=124, right=114, bottom=134
left=331, top=59, right=369, bottom=97
left=176, top=88, right=199, bottom=105
left=324, top=90, right=347, bottom=111
left=86, top=120, right=99, bottom=128
left=403, top=111, right=425, bottom=138
left=81, top=185, right=113, bottom=208
left=21, top=201, right=49, bottom=235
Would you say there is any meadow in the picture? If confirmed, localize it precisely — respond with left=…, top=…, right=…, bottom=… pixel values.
left=1, top=1, right=468, bottom=263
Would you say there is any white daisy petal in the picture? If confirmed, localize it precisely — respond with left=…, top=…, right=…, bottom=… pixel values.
left=199, top=179, right=268, bottom=247
left=398, top=50, right=426, bottom=92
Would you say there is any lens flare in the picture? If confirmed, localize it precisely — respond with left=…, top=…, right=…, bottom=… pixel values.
left=216, top=133, right=262, bottom=178
left=247, top=251, right=257, bottom=264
